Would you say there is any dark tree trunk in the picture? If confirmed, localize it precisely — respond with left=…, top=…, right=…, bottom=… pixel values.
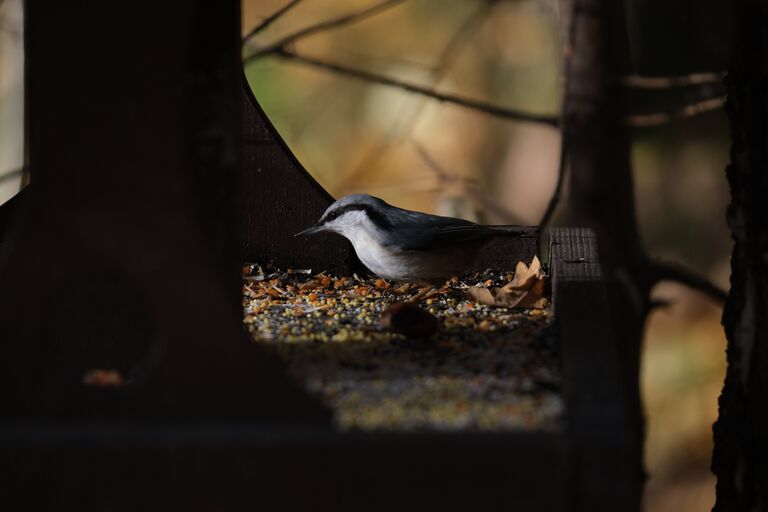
left=560, top=0, right=648, bottom=508
left=712, top=0, right=768, bottom=509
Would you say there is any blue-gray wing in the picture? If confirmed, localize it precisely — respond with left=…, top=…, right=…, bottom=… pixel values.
left=382, top=208, right=536, bottom=251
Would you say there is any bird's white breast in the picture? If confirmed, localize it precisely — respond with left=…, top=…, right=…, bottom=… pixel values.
left=332, top=210, right=477, bottom=280
left=345, top=225, right=405, bottom=279
left=346, top=226, right=474, bottom=280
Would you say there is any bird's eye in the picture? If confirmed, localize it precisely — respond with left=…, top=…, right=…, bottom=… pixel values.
left=327, top=211, right=338, bottom=221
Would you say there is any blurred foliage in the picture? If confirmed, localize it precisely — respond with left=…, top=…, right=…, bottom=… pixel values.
left=244, top=0, right=562, bottom=221
left=0, top=0, right=25, bottom=205
left=242, top=1, right=731, bottom=510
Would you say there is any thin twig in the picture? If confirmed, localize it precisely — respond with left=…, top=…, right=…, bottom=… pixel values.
left=329, top=49, right=435, bottom=72
left=340, top=2, right=492, bottom=188
left=243, top=0, right=302, bottom=42
left=625, top=96, right=725, bottom=127
left=538, top=135, right=567, bottom=228
left=432, top=2, right=490, bottom=69
left=538, top=0, right=579, bottom=229
left=648, top=298, right=674, bottom=311
left=651, top=260, right=728, bottom=304
left=618, top=72, right=725, bottom=89
left=413, top=142, right=525, bottom=224
left=246, top=0, right=407, bottom=57
left=267, top=49, right=561, bottom=126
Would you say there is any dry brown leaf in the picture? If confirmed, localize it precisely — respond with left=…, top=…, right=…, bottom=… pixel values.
left=82, top=369, right=125, bottom=387
left=503, top=255, right=542, bottom=290
left=299, top=279, right=319, bottom=291
left=467, top=256, right=547, bottom=308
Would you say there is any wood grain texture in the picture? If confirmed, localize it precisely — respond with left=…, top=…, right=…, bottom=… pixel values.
left=240, top=81, right=358, bottom=274
left=550, top=227, right=640, bottom=512
left=474, top=235, right=539, bottom=270
left=560, top=0, right=647, bottom=502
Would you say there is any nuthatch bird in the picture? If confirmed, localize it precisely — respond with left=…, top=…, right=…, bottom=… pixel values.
left=296, top=194, right=537, bottom=281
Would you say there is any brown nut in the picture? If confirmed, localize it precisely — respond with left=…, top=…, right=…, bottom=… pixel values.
left=380, top=302, right=439, bottom=338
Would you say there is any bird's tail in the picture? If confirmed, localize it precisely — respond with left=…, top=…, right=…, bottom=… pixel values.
left=485, top=225, right=539, bottom=238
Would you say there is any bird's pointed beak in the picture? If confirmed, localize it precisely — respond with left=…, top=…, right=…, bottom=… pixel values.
left=294, top=224, right=325, bottom=237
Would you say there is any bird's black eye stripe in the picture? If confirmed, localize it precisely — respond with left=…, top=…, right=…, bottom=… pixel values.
left=319, top=204, right=393, bottom=230
left=320, top=211, right=338, bottom=224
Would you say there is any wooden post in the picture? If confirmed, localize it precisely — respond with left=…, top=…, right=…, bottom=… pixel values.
left=551, top=228, right=640, bottom=511
left=0, top=0, right=327, bottom=421
left=560, top=1, right=647, bottom=506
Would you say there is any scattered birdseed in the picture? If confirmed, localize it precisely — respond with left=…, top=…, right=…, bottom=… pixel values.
left=243, top=263, right=563, bottom=432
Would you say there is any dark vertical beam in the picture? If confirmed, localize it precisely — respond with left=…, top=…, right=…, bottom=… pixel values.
left=0, top=1, right=328, bottom=421
left=712, top=0, right=768, bottom=508
left=560, top=0, right=647, bottom=504
left=551, top=228, right=639, bottom=511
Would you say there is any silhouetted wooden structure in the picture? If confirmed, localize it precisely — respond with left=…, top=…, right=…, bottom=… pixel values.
left=0, top=2, right=638, bottom=511
left=712, top=1, right=768, bottom=507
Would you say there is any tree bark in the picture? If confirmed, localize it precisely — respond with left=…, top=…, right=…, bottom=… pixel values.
left=712, top=0, right=768, bottom=509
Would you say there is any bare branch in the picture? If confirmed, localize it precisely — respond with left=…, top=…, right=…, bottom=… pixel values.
left=0, top=167, right=25, bottom=186
left=433, top=3, right=490, bottom=69
left=538, top=135, right=567, bottom=228
left=651, top=260, right=728, bottom=304
left=625, top=96, right=725, bottom=127
left=247, top=0, right=407, bottom=57
left=619, top=72, right=725, bottom=89
left=538, top=0, right=579, bottom=229
left=648, top=298, right=674, bottom=311
left=340, top=2, right=492, bottom=187
left=243, top=0, right=302, bottom=42
left=413, top=142, right=526, bottom=224
left=260, top=49, right=561, bottom=126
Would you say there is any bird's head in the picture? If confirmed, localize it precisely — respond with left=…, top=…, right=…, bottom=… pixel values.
left=295, top=194, right=393, bottom=239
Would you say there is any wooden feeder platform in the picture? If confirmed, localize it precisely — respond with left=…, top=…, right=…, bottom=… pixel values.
left=0, top=2, right=639, bottom=511
left=242, top=264, right=561, bottom=432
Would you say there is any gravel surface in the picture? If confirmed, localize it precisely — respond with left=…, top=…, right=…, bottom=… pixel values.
left=243, top=264, right=563, bottom=432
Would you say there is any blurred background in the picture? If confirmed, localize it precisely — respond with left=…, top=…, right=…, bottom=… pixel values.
left=243, top=1, right=731, bottom=511
left=0, top=0, right=24, bottom=204
left=0, top=1, right=730, bottom=509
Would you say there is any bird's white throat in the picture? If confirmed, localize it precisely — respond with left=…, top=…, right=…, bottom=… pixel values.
left=325, top=210, right=402, bottom=278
